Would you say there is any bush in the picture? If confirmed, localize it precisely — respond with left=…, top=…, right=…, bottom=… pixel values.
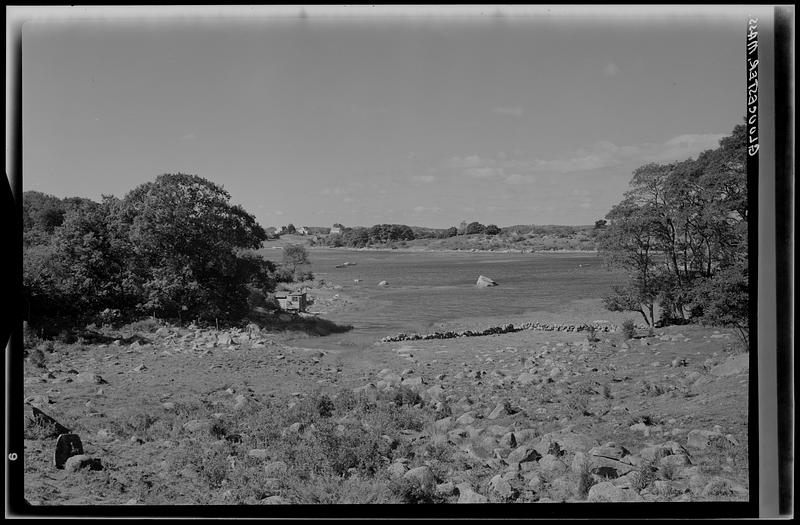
left=28, top=348, right=47, bottom=368
left=316, top=394, right=335, bottom=418
left=621, top=319, right=636, bottom=339
left=391, top=477, right=443, bottom=504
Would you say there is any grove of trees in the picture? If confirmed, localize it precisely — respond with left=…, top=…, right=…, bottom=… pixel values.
left=598, top=123, right=749, bottom=347
left=23, top=173, right=286, bottom=331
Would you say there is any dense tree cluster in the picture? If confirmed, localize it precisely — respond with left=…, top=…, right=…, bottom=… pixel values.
left=323, top=224, right=416, bottom=248
left=23, top=174, right=283, bottom=331
left=598, top=123, right=749, bottom=346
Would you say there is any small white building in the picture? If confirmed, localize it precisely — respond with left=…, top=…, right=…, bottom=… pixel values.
left=330, top=224, right=343, bottom=235
left=297, top=226, right=310, bottom=235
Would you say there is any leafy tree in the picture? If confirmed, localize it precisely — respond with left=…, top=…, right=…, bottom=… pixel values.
left=444, top=227, right=458, bottom=238
left=465, top=222, right=486, bottom=235
left=283, top=243, right=310, bottom=275
left=120, top=173, right=268, bottom=322
left=689, top=261, right=749, bottom=347
left=598, top=122, right=748, bottom=341
left=285, top=223, right=297, bottom=234
left=594, top=219, right=608, bottom=229
left=484, top=224, right=501, bottom=235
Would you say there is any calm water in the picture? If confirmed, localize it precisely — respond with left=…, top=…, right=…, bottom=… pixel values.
left=263, top=248, right=625, bottom=348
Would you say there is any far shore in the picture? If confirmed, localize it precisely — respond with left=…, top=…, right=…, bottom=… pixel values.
left=265, top=244, right=598, bottom=255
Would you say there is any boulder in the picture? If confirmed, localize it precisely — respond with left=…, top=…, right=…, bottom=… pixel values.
left=488, top=474, right=516, bottom=501
left=75, top=372, right=106, bottom=385
left=507, top=445, right=542, bottom=465
left=387, top=462, right=408, bottom=479
left=587, top=481, right=643, bottom=502
left=54, top=433, right=84, bottom=469
left=687, top=429, right=724, bottom=450
left=709, top=354, right=749, bottom=377
left=456, top=483, right=489, bottom=503
left=25, top=404, right=70, bottom=438
left=378, top=280, right=389, bottom=287
left=403, top=465, right=436, bottom=492
left=64, top=454, right=103, bottom=473
left=476, top=275, right=498, bottom=288
left=535, top=429, right=598, bottom=456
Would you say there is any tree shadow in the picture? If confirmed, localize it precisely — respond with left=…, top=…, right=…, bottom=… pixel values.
left=248, top=311, right=353, bottom=337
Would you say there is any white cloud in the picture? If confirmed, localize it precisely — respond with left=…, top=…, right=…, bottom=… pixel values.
left=603, top=61, right=620, bottom=77
left=411, top=175, right=436, bottom=184
left=464, top=167, right=505, bottom=179
left=413, top=205, right=441, bottom=214
left=445, top=155, right=486, bottom=169
left=504, top=173, right=537, bottom=185
left=438, top=131, right=729, bottom=186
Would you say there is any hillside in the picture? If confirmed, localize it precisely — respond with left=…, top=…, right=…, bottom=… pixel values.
left=263, top=226, right=602, bottom=252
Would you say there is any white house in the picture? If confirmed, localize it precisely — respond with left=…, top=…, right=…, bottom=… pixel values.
left=297, top=226, right=310, bottom=235
left=330, top=224, right=343, bottom=235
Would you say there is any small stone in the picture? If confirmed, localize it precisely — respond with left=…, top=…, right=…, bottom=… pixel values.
left=248, top=449, right=270, bottom=459
left=75, top=372, right=106, bottom=384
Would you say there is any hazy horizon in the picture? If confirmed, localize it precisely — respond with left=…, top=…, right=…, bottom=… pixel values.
left=21, top=6, right=748, bottom=229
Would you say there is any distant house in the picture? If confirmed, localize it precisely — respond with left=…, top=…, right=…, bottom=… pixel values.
left=330, top=224, right=343, bottom=235
left=274, top=291, right=307, bottom=312
left=275, top=225, right=286, bottom=235
left=297, top=226, right=310, bottom=235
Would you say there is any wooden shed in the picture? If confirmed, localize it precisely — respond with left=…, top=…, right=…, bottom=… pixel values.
left=275, top=291, right=307, bottom=312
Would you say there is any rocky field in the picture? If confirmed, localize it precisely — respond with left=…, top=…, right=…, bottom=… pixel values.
left=22, top=319, right=750, bottom=508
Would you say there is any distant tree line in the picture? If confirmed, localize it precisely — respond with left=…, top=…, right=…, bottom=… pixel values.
left=598, top=122, right=749, bottom=346
left=22, top=173, right=297, bottom=332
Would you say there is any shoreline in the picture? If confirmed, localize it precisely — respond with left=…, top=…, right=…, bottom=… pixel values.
left=304, top=246, right=599, bottom=255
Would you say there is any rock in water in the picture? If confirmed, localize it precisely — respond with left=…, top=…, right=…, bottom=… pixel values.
left=54, top=433, right=84, bottom=469
left=378, top=280, right=389, bottom=287
left=476, top=275, right=498, bottom=288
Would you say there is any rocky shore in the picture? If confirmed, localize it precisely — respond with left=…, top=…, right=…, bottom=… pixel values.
left=22, top=319, right=748, bottom=507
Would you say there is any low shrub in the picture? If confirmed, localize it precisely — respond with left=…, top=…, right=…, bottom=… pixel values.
left=621, top=319, right=636, bottom=340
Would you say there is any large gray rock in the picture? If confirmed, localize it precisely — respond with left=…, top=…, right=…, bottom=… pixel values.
left=25, top=404, right=70, bottom=438
left=709, top=354, right=749, bottom=377
left=387, top=461, right=408, bottom=480
left=456, top=483, right=488, bottom=503
left=488, top=474, right=516, bottom=501
left=403, top=465, right=436, bottom=492
left=538, top=454, right=568, bottom=476
left=476, top=275, right=498, bottom=288
left=687, top=429, right=724, bottom=450
left=64, top=454, right=102, bottom=473
left=587, top=481, right=643, bottom=502
left=54, top=433, right=84, bottom=469
left=535, top=429, right=598, bottom=456
left=75, top=372, right=106, bottom=384
left=507, top=445, right=542, bottom=465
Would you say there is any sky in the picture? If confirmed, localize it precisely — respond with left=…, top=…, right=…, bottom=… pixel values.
left=20, top=6, right=750, bottom=229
